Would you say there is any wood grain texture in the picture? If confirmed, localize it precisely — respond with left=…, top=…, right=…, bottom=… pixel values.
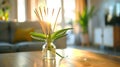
left=114, top=26, right=120, bottom=48
left=0, top=48, right=120, bottom=67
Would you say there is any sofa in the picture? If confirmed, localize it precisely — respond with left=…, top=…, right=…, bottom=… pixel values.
left=0, top=21, right=67, bottom=53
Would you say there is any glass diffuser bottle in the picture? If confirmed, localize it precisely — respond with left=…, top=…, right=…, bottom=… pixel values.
left=42, top=35, right=56, bottom=67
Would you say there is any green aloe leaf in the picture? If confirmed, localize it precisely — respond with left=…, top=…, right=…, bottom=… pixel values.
left=30, top=32, right=46, bottom=39
left=31, top=35, right=45, bottom=42
left=53, top=30, right=67, bottom=40
left=51, top=28, right=72, bottom=40
left=53, top=34, right=67, bottom=41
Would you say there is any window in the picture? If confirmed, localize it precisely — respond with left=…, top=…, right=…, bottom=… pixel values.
left=46, top=0, right=62, bottom=23
left=17, top=0, right=26, bottom=22
left=63, top=0, right=75, bottom=23
left=116, top=3, right=120, bottom=16
left=17, top=0, right=75, bottom=24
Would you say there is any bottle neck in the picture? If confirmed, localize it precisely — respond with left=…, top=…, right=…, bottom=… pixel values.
left=46, top=34, right=52, bottom=46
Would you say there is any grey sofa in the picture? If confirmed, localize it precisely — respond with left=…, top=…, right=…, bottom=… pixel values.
left=0, top=21, right=67, bottom=53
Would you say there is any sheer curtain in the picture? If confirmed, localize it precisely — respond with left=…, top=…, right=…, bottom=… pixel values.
left=17, top=0, right=26, bottom=22
left=75, top=0, right=85, bottom=21
left=10, top=0, right=84, bottom=23
left=25, top=0, right=76, bottom=24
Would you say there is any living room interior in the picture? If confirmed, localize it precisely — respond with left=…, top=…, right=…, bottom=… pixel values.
left=0, top=0, right=120, bottom=56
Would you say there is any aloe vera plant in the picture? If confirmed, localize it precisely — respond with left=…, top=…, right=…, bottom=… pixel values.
left=30, top=7, right=72, bottom=58
left=30, top=28, right=72, bottom=42
left=30, top=28, right=72, bottom=58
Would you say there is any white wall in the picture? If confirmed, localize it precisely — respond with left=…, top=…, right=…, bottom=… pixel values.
left=88, top=0, right=119, bottom=44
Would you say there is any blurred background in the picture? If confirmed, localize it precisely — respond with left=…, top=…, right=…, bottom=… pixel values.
left=0, top=0, right=120, bottom=55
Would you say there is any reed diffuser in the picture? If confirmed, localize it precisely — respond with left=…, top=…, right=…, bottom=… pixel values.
left=30, top=7, right=72, bottom=67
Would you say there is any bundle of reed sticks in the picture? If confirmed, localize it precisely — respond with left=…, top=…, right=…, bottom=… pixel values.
left=34, top=7, right=61, bottom=36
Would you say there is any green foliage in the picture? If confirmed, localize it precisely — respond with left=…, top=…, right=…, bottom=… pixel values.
left=30, top=28, right=73, bottom=42
left=30, top=28, right=72, bottom=59
left=51, top=28, right=73, bottom=41
left=0, top=9, right=4, bottom=16
left=0, top=0, right=11, bottom=21
left=30, top=32, right=46, bottom=42
left=78, top=6, right=95, bottom=34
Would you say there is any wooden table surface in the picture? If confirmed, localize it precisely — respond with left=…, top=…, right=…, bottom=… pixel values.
left=0, top=48, right=120, bottom=67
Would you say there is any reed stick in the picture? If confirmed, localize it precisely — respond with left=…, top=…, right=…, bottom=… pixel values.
left=47, top=8, right=54, bottom=35
left=35, top=7, right=61, bottom=35
left=46, top=22, right=51, bottom=35
left=39, top=7, right=43, bottom=20
left=53, top=8, right=61, bottom=32
left=34, top=9, right=41, bottom=21
left=52, top=9, right=54, bottom=16
left=46, top=8, right=48, bottom=16
left=42, top=7, right=50, bottom=35
left=39, top=7, right=50, bottom=36
left=41, top=21, right=48, bottom=35
left=44, top=7, right=46, bottom=16
left=34, top=8, right=46, bottom=35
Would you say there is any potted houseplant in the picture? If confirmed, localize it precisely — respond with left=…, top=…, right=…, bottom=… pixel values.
left=78, top=6, right=95, bottom=46
left=0, top=0, right=10, bottom=21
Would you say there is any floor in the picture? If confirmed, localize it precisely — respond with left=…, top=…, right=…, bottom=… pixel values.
left=66, top=31, right=120, bottom=56
left=67, top=44, right=120, bottom=56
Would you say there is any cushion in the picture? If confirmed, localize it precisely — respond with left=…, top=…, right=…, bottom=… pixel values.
left=13, top=28, right=34, bottom=43
left=0, top=22, right=9, bottom=42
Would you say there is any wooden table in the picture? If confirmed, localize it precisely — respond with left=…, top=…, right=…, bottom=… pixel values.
left=0, top=48, right=120, bottom=67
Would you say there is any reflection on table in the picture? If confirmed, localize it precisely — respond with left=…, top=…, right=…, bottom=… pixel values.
left=0, top=48, right=120, bottom=67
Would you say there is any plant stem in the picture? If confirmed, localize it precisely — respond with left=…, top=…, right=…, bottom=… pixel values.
left=56, top=52, right=64, bottom=58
